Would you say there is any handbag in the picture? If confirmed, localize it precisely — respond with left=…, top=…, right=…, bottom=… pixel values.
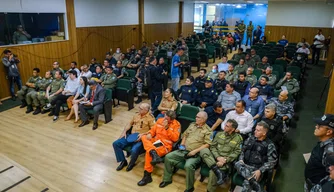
left=66, top=96, right=74, bottom=109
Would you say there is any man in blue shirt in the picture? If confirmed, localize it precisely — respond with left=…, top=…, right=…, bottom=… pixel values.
left=278, top=35, right=289, bottom=47
left=242, top=87, right=265, bottom=122
left=217, top=56, right=229, bottom=72
left=171, top=48, right=185, bottom=91
left=204, top=101, right=226, bottom=132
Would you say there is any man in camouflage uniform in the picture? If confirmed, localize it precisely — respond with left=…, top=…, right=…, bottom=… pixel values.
left=101, top=66, right=117, bottom=90
left=32, top=71, right=53, bottom=115
left=246, top=21, right=254, bottom=46
left=237, top=20, right=246, bottom=46
left=200, top=119, right=243, bottom=192
left=225, top=64, right=237, bottom=83
left=160, top=111, right=213, bottom=192
left=246, top=67, right=258, bottom=86
left=304, top=114, right=334, bottom=191
left=51, top=61, right=64, bottom=78
left=235, top=121, right=278, bottom=192
left=259, top=66, right=277, bottom=86
left=135, top=58, right=151, bottom=104
left=276, top=71, right=300, bottom=95
left=311, top=152, right=334, bottom=192
left=43, top=70, right=65, bottom=115
left=232, top=48, right=246, bottom=63
left=17, top=68, right=41, bottom=110
left=269, top=90, right=294, bottom=123
left=234, top=59, right=249, bottom=74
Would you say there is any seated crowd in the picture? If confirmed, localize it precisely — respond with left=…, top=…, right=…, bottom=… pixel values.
left=9, top=30, right=332, bottom=192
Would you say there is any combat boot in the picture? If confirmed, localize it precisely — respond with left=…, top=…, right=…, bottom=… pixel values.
left=137, top=171, right=152, bottom=186
left=33, top=106, right=41, bottom=115
left=25, top=105, right=34, bottom=114
left=150, top=150, right=163, bottom=165
left=249, top=178, right=262, bottom=192
left=211, top=165, right=227, bottom=185
left=20, top=100, right=27, bottom=108
left=135, top=96, right=142, bottom=104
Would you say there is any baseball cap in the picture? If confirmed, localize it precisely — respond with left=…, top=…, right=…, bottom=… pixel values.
left=205, top=78, right=213, bottom=83
left=314, top=114, right=334, bottom=129
left=88, top=80, right=97, bottom=86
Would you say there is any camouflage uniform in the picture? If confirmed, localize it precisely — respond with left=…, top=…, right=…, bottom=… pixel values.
left=51, top=68, right=64, bottom=78
left=269, top=98, right=294, bottom=120
left=226, top=70, right=238, bottom=83
left=200, top=131, right=243, bottom=192
left=246, top=74, right=258, bottom=86
left=17, top=76, right=41, bottom=104
left=259, top=74, right=277, bottom=86
left=235, top=136, right=278, bottom=192
left=310, top=176, right=333, bottom=192
left=101, top=73, right=118, bottom=89
left=33, top=77, right=53, bottom=107
left=234, top=64, right=249, bottom=74
left=195, top=44, right=206, bottom=50
left=162, top=123, right=213, bottom=191
left=276, top=78, right=300, bottom=95
left=245, top=59, right=255, bottom=68
left=47, top=78, right=65, bottom=103
left=232, top=53, right=245, bottom=62
left=305, top=138, right=334, bottom=191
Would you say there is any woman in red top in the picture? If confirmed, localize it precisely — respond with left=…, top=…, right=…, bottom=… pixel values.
left=227, top=33, right=235, bottom=53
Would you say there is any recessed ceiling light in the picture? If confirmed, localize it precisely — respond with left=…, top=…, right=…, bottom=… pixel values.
left=247, top=1, right=254, bottom=3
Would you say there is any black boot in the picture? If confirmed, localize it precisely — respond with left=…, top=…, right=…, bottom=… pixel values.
left=135, top=96, right=142, bottom=104
left=249, top=178, right=262, bottom=192
left=33, top=106, right=41, bottom=115
left=116, top=160, right=128, bottom=171
left=150, top=150, right=163, bottom=165
left=25, top=105, right=34, bottom=114
left=48, top=108, right=55, bottom=116
left=20, top=100, right=27, bottom=108
left=211, top=165, right=227, bottom=185
left=137, top=171, right=152, bottom=186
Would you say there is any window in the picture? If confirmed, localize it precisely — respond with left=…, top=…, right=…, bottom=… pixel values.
left=0, top=13, right=66, bottom=46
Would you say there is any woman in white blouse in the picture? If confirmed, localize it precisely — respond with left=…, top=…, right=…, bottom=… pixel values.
left=65, top=76, right=90, bottom=122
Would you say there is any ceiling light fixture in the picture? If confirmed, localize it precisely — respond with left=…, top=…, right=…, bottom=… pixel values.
left=236, top=4, right=242, bottom=8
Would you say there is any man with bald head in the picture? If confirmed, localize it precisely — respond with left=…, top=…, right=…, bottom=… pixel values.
left=269, top=90, right=294, bottom=122
left=113, top=103, right=155, bottom=172
left=160, top=111, right=213, bottom=192
left=242, top=87, right=265, bottom=121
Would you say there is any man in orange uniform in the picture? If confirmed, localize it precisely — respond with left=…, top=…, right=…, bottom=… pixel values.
left=137, top=110, right=181, bottom=186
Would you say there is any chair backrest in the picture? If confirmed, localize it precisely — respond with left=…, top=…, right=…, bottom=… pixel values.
left=272, top=64, right=284, bottom=78
left=207, top=46, right=215, bottom=54
left=189, top=48, right=197, bottom=53
left=228, top=60, right=238, bottom=66
left=199, top=49, right=208, bottom=54
left=126, top=69, right=136, bottom=78
left=179, top=105, right=199, bottom=120
left=272, top=70, right=280, bottom=80
left=189, top=52, right=200, bottom=58
left=116, top=79, right=132, bottom=90
left=274, top=59, right=288, bottom=70
left=159, top=49, right=167, bottom=54
left=268, top=41, right=276, bottom=45
left=104, top=88, right=112, bottom=101
left=253, top=69, right=263, bottom=79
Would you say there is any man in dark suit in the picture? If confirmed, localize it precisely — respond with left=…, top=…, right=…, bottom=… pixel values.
left=253, top=25, right=262, bottom=45
left=79, top=80, right=106, bottom=130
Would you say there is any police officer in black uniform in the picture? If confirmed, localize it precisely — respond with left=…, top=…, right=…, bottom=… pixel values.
left=234, top=72, right=251, bottom=97
left=304, top=114, right=334, bottom=191
left=194, top=68, right=207, bottom=92
left=214, top=71, right=229, bottom=95
left=177, top=76, right=197, bottom=105
left=196, top=78, right=218, bottom=109
left=311, top=152, right=334, bottom=192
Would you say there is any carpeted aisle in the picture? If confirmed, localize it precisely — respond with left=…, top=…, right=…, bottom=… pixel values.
left=273, top=62, right=329, bottom=191
left=0, top=99, right=20, bottom=113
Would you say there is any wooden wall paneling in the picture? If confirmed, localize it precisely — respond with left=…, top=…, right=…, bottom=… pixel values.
left=138, top=0, right=145, bottom=44
left=325, top=29, right=334, bottom=114
left=0, top=41, right=76, bottom=99
left=324, top=29, right=334, bottom=76
left=144, top=23, right=179, bottom=44
left=265, top=25, right=332, bottom=44
left=183, top=22, right=194, bottom=36
left=76, top=25, right=140, bottom=65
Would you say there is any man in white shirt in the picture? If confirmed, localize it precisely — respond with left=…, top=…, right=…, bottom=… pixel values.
left=296, top=44, right=310, bottom=55
left=80, top=64, right=92, bottom=79
left=50, top=70, right=80, bottom=122
left=65, top=61, right=80, bottom=79
left=312, top=29, right=325, bottom=65
left=217, top=56, right=229, bottom=72
left=221, top=100, right=254, bottom=139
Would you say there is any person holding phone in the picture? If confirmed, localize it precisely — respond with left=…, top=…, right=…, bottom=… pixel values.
left=137, top=110, right=181, bottom=186
left=13, top=25, right=31, bottom=44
